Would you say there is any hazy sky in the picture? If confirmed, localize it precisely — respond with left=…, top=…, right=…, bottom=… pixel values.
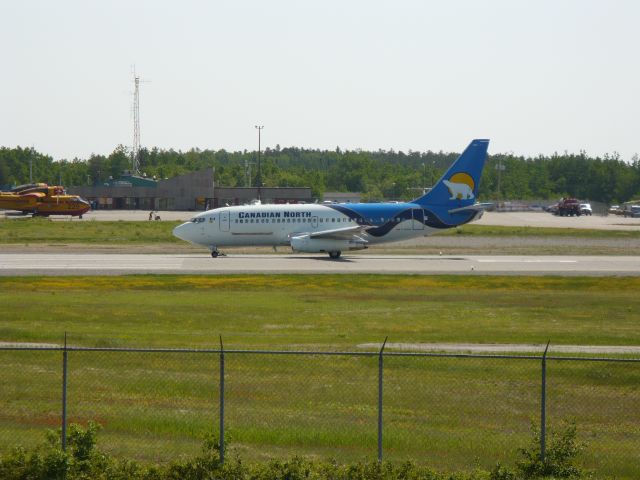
left=2, top=0, right=639, bottom=161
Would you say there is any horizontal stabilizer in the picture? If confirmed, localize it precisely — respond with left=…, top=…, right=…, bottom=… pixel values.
left=448, top=203, right=493, bottom=215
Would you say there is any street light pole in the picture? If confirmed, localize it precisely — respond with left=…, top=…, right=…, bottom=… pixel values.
left=431, top=160, right=436, bottom=186
left=254, top=125, right=264, bottom=202
left=496, top=158, right=506, bottom=199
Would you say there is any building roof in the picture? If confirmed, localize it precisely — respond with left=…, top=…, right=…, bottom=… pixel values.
left=105, top=174, right=158, bottom=188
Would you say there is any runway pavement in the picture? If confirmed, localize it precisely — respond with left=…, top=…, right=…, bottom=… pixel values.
left=1, top=253, right=639, bottom=276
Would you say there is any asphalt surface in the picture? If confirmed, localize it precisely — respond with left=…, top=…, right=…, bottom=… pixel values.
left=2, top=253, right=639, bottom=276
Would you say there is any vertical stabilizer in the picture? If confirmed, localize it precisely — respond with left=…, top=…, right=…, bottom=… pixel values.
left=413, top=139, right=489, bottom=208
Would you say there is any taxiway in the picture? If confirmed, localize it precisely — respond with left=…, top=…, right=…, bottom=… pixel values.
left=1, top=253, right=639, bottom=276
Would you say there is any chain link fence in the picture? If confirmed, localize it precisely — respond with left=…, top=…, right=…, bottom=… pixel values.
left=1, top=343, right=638, bottom=477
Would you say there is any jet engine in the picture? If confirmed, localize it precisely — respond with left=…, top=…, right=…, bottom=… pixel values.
left=289, top=235, right=367, bottom=253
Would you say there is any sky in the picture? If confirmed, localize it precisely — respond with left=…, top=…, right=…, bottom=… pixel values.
left=1, top=0, right=639, bottom=161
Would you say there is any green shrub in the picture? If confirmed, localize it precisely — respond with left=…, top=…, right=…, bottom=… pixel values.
left=516, top=421, right=584, bottom=479
left=0, top=422, right=594, bottom=480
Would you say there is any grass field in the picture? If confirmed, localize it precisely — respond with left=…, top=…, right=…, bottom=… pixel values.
left=1, top=275, right=639, bottom=348
left=1, top=217, right=640, bottom=244
left=1, top=275, right=639, bottom=477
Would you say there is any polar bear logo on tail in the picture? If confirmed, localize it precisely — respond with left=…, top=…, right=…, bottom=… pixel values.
left=443, top=179, right=475, bottom=200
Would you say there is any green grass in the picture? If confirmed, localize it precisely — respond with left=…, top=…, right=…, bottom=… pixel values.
left=0, top=275, right=638, bottom=477
left=1, top=217, right=639, bottom=246
left=0, top=218, right=182, bottom=244
left=1, top=275, right=639, bottom=348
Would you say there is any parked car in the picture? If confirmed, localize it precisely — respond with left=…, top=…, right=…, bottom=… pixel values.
left=623, top=205, right=640, bottom=218
left=608, top=205, right=621, bottom=215
left=579, top=203, right=592, bottom=216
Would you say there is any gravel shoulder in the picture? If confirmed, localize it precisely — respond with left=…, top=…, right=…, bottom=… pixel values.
left=358, top=342, right=640, bottom=355
left=4, top=341, right=638, bottom=355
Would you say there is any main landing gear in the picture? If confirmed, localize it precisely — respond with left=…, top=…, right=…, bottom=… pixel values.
left=328, top=251, right=342, bottom=259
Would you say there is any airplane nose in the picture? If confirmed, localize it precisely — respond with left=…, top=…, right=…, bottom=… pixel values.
left=172, top=223, right=191, bottom=242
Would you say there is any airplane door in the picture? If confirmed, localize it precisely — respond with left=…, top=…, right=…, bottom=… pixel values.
left=412, top=208, right=424, bottom=230
left=311, top=216, right=318, bottom=228
left=219, top=211, right=230, bottom=232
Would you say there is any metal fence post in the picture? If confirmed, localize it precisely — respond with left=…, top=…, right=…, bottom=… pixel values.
left=541, top=340, right=550, bottom=463
left=61, top=332, right=68, bottom=451
left=378, top=336, right=388, bottom=463
left=219, top=335, right=225, bottom=465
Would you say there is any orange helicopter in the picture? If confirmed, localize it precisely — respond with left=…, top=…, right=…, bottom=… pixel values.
left=0, top=183, right=90, bottom=217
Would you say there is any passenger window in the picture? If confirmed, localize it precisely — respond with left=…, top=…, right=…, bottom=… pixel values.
left=331, top=218, right=335, bottom=222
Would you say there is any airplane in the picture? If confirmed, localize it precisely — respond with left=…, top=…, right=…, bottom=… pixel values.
left=0, top=183, right=91, bottom=217
left=173, top=139, right=489, bottom=258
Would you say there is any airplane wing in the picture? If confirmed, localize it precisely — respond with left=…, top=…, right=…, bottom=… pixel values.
left=307, top=225, right=368, bottom=240
left=22, top=192, right=46, bottom=199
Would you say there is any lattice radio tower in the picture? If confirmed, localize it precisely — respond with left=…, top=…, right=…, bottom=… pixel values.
left=131, top=69, right=150, bottom=175
left=132, top=73, right=141, bottom=175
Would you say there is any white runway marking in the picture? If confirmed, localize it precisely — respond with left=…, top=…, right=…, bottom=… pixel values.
left=477, top=259, right=577, bottom=263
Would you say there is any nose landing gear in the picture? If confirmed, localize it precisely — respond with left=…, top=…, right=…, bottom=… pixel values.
left=209, top=246, right=226, bottom=258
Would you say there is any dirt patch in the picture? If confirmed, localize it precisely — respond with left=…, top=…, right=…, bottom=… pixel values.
left=358, top=342, right=640, bottom=355
left=0, top=341, right=60, bottom=348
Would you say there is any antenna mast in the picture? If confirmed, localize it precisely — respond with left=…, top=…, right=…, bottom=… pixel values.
left=132, top=72, right=141, bottom=175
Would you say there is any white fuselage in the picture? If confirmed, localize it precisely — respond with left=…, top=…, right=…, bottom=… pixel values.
left=173, top=203, right=440, bottom=249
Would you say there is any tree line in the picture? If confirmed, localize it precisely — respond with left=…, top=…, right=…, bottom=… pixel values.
left=1, top=144, right=639, bottom=204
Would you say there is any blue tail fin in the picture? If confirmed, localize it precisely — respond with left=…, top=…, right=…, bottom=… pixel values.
left=413, top=139, right=489, bottom=208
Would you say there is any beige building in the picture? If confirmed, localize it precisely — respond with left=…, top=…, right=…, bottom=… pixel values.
left=68, top=168, right=312, bottom=211
left=322, top=191, right=361, bottom=203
